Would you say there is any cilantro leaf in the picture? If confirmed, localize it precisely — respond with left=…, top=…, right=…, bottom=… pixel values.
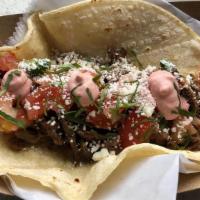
left=97, top=87, right=108, bottom=111
left=127, top=49, right=143, bottom=68
left=129, top=81, right=139, bottom=102
left=172, top=107, right=196, bottom=117
left=71, top=84, right=82, bottom=107
left=65, top=110, right=86, bottom=124
left=92, top=73, right=101, bottom=83
left=26, top=59, right=51, bottom=77
left=53, top=63, right=81, bottom=74
left=160, top=59, right=176, bottom=72
left=86, top=88, right=95, bottom=104
left=0, top=110, right=25, bottom=129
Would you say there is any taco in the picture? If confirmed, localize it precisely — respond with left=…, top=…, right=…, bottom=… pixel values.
left=1, top=0, right=200, bottom=200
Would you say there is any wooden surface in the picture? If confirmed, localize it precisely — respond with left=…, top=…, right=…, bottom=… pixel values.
left=171, top=1, right=200, bottom=20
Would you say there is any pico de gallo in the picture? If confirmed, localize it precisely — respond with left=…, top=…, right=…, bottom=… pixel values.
left=0, top=49, right=200, bottom=165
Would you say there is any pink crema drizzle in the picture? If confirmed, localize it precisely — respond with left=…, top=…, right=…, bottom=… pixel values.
left=68, top=69, right=100, bottom=107
left=1, top=69, right=32, bottom=99
left=148, top=70, right=189, bottom=120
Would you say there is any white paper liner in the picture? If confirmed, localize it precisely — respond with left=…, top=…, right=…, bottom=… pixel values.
left=1, top=0, right=200, bottom=200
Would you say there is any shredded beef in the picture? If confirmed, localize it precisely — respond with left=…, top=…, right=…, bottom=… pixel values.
left=9, top=111, right=121, bottom=165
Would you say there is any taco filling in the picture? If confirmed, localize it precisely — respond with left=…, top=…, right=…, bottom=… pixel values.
left=0, top=49, right=200, bottom=165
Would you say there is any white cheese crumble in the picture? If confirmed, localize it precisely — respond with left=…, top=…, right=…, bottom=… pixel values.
left=163, top=128, right=169, bottom=134
left=103, top=58, right=156, bottom=117
left=118, top=82, right=138, bottom=96
left=171, top=127, right=177, bottom=133
left=23, top=99, right=32, bottom=110
left=128, top=133, right=134, bottom=141
left=174, top=116, right=193, bottom=139
left=88, top=110, right=96, bottom=118
left=18, top=58, right=50, bottom=71
left=32, top=105, right=40, bottom=110
left=91, top=144, right=100, bottom=153
left=92, top=148, right=110, bottom=161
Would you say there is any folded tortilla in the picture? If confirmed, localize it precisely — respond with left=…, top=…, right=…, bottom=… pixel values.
left=1, top=1, right=200, bottom=199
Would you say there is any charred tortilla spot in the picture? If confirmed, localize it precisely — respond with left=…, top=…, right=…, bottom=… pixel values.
left=104, top=27, right=112, bottom=32
left=74, top=178, right=80, bottom=183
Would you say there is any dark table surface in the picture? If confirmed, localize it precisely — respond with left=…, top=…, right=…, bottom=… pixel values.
left=0, top=1, right=200, bottom=200
left=172, top=1, right=200, bottom=21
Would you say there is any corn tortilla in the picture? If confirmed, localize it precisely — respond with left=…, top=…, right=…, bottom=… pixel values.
left=1, top=1, right=200, bottom=199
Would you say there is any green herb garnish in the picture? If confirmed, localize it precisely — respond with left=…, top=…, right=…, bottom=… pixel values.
left=71, top=84, right=82, bottom=107
left=92, top=73, right=102, bottom=83
left=178, top=134, right=192, bottom=150
left=26, top=58, right=51, bottom=77
left=58, top=74, right=64, bottom=87
left=110, top=81, right=139, bottom=114
left=65, top=110, right=86, bottom=124
left=109, top=97, right=121, bottom=119
left=72, top=63, right=81, bottom=68
left=72, top=94, right=82, bottom=107
left=0, top=70, right=21, bottom=96
left=74, top=108, right=85, bottom=118
left=129, top=81, right=139, bottom=102
left=115, top=97, right=121, bottom=110
left=172, top=107, right=196, bottom=117
left=0, top=110, right=25, bottom=129
left=158, top=116, right=171, bottom=130
left=52, top=63, right=81, bottom=74
left=110, top=102, right=136, bottom=118
left=128, top=49, right=143, bottom=68
left=86, top=88, right=94, bottom=104
left=97, top=87, right=109, bottom=111
left=15, top=96, right=21, bottom=109
left=160, top=59, right=176, bottom=72
left=119, top=102, right=136, bottom=110
left=99, top=65, right=112, bottom=71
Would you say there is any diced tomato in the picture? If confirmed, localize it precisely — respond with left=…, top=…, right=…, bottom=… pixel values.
left=86, top=110, right=113, bottom=129
left=24, top=85, right=71, bottom=121
left=119, top=110, right=153, bottom=148
left=0, top=52, right=18, bottom=71
left=103, top=96, right=123, bottom=123
left=86, top=95, right=123, bottom=129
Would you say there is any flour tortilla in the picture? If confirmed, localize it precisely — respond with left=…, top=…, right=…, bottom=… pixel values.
left=1, top=1, right=200, bottom=200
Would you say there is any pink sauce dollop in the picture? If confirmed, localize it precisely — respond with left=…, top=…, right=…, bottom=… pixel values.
left=1, top=69, right=32, bottom=99
left=148, top=70, right=189, bottom=120
left=68, top=69, right=100, bottom=107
